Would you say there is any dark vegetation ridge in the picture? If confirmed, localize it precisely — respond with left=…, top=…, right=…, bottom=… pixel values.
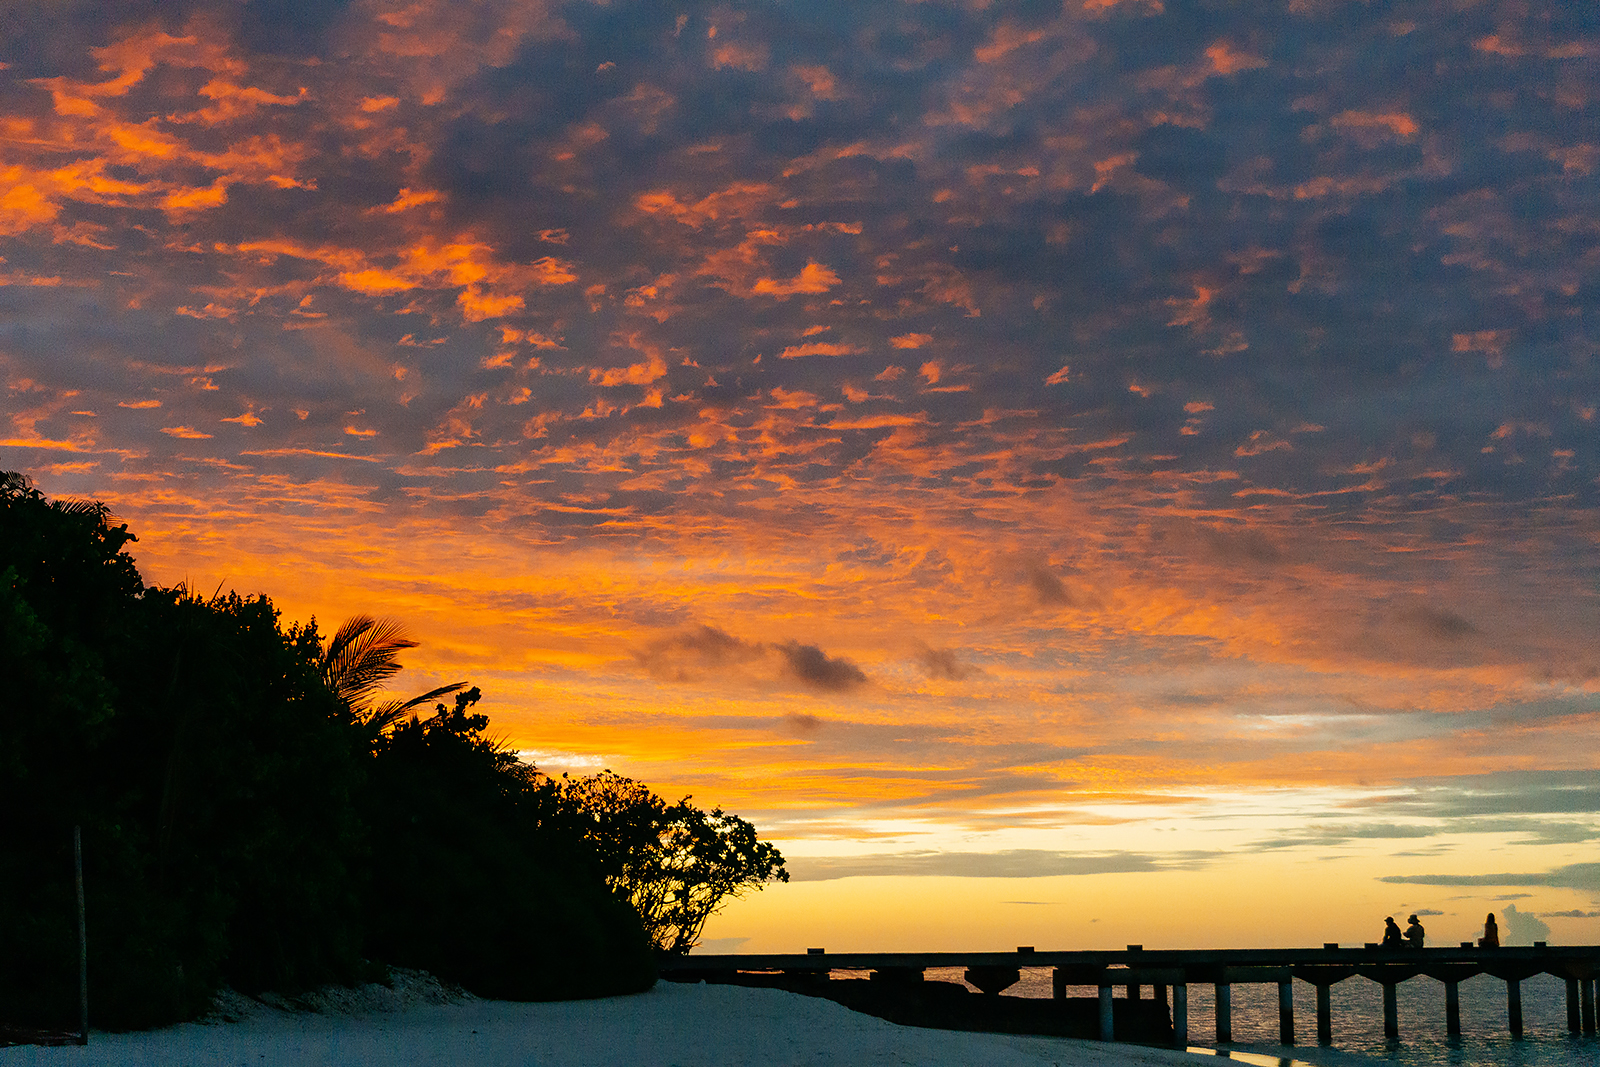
left=0, top=471, right=786, bottom=1031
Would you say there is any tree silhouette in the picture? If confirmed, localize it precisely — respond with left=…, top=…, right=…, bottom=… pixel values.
left=557, top=771, right=788, bottom=954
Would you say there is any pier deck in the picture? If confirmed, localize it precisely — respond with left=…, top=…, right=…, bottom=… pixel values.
left=658, top=944, right=1600, bottom=1047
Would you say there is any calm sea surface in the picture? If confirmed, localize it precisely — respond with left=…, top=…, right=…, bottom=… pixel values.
left=913, top=967, right=1597, bottom=1067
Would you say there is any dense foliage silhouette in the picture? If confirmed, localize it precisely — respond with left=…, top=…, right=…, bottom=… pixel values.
left=0, top=472, right=695, bottom=1029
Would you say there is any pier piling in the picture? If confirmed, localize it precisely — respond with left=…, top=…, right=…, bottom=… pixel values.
left=1584, top=977, right=1596, bottom=1032
left=1214, top=982, right=1231, bottom=1043
left=1382, top=982, right=1398, bottom=1039
left=1315, top=982, right=1332, bottom=1044
left=1172, top=983, right=1188, bottom=1046
left=1567, top=977, right=1579, bottom=1033
left=1098, top=983, right=1114, bottom=1041
left=1446, top=980, right=1461, bottom=1036
left=1278, top=979, right=1294, bottom=1045
left=1507, top=978, right=1523, bottom=1037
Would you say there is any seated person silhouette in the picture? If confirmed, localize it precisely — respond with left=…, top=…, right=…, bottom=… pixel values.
left=1404, top=914, right=1425, bottom=949
left=1480, top=913, right=1500, bottom=948
left=1381, top=916, right=1404, bottom=947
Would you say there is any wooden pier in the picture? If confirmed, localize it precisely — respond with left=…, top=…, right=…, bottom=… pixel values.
left=658, top=943, right=1600, bottom=1048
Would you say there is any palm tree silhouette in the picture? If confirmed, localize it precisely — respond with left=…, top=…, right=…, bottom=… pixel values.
left=318, top=615, right=466, bottom=734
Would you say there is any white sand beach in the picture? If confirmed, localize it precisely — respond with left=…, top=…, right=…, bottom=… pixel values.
left=0, top=980, right=1220, bottom=1067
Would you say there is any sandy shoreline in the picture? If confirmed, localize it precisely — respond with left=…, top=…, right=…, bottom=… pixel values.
left=0, top=980, right=1225, bottom=1067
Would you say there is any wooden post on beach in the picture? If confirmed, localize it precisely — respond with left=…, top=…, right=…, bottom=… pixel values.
left=1506, top=977, right=1523, bottom=1036
left=1214, top=983, right=1231, bottom=1043
left=75, top=825, right=88, bottom=1047
left=1277, top=979, right=1293, bottom=1045
left=1446, top=980, right=1461, bottom=1036
left=1382, top=982, right=1398, bottom=1039
left=1172, top=983, right=1188, bottom=1046
left=1315, top=982, right=1332, bottom=1044
left=1098, top=983, right=1114, bottom=1041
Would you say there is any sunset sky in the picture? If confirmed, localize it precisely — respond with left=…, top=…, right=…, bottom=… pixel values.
left=3, top=0, right=1597, bottom=953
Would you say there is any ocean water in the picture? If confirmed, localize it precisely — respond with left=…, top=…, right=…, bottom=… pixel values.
left=919, top=967, right=1598, bottom=1067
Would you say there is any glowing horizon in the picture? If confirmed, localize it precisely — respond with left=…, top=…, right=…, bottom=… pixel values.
left=3, top=0, right=1597, bottom=952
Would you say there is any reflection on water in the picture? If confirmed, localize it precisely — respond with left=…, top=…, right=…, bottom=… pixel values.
left=1187, top=1048, right=1322, bottom=1067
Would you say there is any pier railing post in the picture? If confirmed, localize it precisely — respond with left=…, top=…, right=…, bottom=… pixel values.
left=1278, top=979, right=1294, bottom=1045
left=1098, top=983, right=1115, bottom=1041
left=1446, top=980, right=1461, bottom=1036
left=1172, top=983, right=1188, bottom=1047
left=1382, top=982, right=1398, bottom=1039
left=1214, top=983, right=1231, bottom=1043
left=1507, top=977, right=1523, bottom=1037
left=1315, top=982, right=1332, bottom=1044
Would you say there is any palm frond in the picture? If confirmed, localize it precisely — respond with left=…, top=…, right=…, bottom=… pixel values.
left=320, top=615, right=419, bottom=709
left=362, top=682, right=468, bottom=733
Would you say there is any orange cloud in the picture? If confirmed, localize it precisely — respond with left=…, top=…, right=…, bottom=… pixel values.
left=777, top=342, right=862, bottom=360
left=1206, top=42, right=1266, bottom=75
left=752, top=262, right=840, bottom=298
left=1330, top=110, right=1420, bottom=140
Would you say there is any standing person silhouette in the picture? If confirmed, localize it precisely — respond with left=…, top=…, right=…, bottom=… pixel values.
left=1381, top=916, right=1404, bottom=947
left=1480, top=913, right=1500, bottom=948
left=1404, top=914, right=1425, bottom=948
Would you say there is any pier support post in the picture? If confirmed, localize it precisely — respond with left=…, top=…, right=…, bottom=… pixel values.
left=1446, top=980, right=1461, bottom=1036
left=1278, top=979, right=1294, bottom=1046
left=1172, top=983, right=1188, bottom=1047
left=1382, top=983, right=1398, bottom=1039
left=1568, top=978, right=1580, bottom=1034
left=1126, top=982, right=1140, bottom=1001
left=1052, top=969, right=1065, bottom=1001
left=1214, top=983, right=1231, bottom=1043
left=1315, top=982, right=1332, bottom=1044
left=1507, top=978, right=1523, bottom=1037
left=1098, top=984, right=1115, bottom=1041
left=1584, top=977, right=1597, bottom=1033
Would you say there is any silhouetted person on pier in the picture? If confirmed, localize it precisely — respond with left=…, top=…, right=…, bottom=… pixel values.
left=1480, top=913, right=1500, bottom=948
left=1404, top=914, right=1425, bottom=948
left=1381, top=916, right=1404, bottom=947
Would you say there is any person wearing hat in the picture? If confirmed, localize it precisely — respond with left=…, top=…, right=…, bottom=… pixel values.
left=1404, top=914, right=1425, bottom=949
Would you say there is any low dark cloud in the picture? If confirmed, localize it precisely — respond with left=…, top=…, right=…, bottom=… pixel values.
left=1247, top=823, right=1439, bottom=852
left=1023, top=563, right=1097, bottom=610
left=1402, top=606, right=1481, bottom=642
left=634, top=624, right=765, bottom=681
left=1379, top=862, right=1600, bottom=892
left=785, top=712, right=824, bottom=735
left=914, top=642, right=981, bottom=681
left=777, top=642, right=868, bottom=692
left=787, top=848, right=1222, bottom=882
left=1542, top=910, right=1600, bottom=919
left=1360, top=773, right=1600, bottom=820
